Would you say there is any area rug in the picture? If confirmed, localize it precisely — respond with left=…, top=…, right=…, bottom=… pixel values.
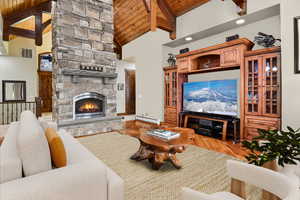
left=79, top=132, right=261, bottom=200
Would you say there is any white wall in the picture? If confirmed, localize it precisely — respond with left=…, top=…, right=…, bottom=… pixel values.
left=176, top=0, right=238, bottom=38
left=116, top=60, right=136, bottom=113
left=123, top=30, right=170, bottom=120
left=281, top=0, right=300, bottom=128
left=164, top=15, right=281, bottom=66
left=247, top=0, right=281, bottom=14
left=0, top=56, right=38, bottom=101
left=0, top=32, right=53, bottom=102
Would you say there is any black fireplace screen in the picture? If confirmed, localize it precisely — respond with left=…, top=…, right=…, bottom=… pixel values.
left=73, top=92, right=106, bottom=119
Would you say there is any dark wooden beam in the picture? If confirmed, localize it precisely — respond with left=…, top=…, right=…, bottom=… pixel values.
left=114, top=38, right=122, bottom=60
left=7, top=27, right=36, bottom=39
left=42, top=19, right=52, bottom=31
left=2, top=1, right=52, bottom=45
left=230, top=0, right=247, bottom=15
left=3, top=1, right=52, bottom=26
left=35, top=12, right=43, bottom=46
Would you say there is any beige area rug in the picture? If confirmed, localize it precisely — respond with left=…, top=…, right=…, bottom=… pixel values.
left=79, top=132, right=261, bottom=200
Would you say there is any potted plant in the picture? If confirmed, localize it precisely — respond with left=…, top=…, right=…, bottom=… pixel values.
left=242, top=127, right=300, bottom=170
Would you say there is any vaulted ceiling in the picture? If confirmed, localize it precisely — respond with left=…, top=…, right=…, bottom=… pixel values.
left=0, top=0, right=247, bottom=46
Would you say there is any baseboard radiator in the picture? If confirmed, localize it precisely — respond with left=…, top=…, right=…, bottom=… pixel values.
left=135, top=115, right=161, bottom=125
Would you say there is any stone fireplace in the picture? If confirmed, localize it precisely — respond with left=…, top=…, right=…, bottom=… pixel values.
left=52, top=0, right=122, bottom=136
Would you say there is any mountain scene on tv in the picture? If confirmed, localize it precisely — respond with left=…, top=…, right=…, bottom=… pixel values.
left=183, top=80, right=238, bottom=116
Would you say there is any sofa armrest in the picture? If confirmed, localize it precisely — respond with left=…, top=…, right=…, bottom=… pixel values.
left=1, top=160, right=108, bottom=200
left=182, top=188, right=219, bottom=200
left=106, top=167, right=124, bottom=200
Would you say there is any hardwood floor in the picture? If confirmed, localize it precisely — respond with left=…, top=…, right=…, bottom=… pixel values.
left=119, top=120, right=249, bottom=160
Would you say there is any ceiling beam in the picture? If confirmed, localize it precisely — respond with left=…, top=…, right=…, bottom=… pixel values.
left=142, top=0, right=176, bottom=39
left=229, top=0, right=247, bottom=16
left=7, top=27, right=36, bottom=39
left=150, top=0, right=157, bottom=31
left=2, top=1, right=52, bottom=46
left=157, top=0, right=176, bottom=39
left=3, top=1, right=52, bottom=25
left=35, top=12, right=43, bottom=46
left=42, top=19, right=52, bottom=31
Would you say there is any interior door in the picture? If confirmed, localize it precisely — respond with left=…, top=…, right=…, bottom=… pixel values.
left=245, top=56, right=263, bottom=115
left=125, top=69, right=136, bottom=114
left=262, top=54, right=281, bottom=117
left=38, top=71, right=52, bottom=113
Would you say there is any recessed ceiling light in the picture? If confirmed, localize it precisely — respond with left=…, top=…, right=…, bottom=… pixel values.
left=236, top=19, right=245, bottom=25
left=185, top=37, right=193, bottom=41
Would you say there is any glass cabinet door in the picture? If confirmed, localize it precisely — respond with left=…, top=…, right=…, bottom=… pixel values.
left=245, top=56, right=262, bottom=115
left=165, top=72, right=170, bottom=107
left=171, top=71, right=177, bottom=107
left=262, top=54, right=281, bottom=117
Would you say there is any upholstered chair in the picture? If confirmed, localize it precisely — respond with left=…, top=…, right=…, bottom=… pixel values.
left=182, top=160, right=300, bottom=200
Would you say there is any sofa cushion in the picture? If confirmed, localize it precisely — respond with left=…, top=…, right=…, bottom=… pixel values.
left=18, top=111, right=52, bottom=176
left=0, top=122, right=22, bottom=183
left=45, top=128, right=67, bottom=168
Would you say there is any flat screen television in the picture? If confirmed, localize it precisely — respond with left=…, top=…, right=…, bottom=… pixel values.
left=183, top=79, right=238, bottom=116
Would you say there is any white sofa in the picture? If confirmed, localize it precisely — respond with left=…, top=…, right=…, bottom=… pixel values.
left=0, top=115, right=124, bottom=200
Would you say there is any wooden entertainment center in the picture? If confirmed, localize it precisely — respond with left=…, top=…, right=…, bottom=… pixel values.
left=163, top=38, right=281, bottom=140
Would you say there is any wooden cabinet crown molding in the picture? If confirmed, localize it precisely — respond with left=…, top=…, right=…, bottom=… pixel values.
left=176, top=38, right=254, bottom=59
left=245, top=46, right=281, bottom=57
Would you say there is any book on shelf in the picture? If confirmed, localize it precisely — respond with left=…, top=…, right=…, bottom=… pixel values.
left=146, top=129, right=180, bottom=141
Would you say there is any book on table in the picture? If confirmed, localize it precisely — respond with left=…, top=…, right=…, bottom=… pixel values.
left=146, top=129, right=180, bottom=141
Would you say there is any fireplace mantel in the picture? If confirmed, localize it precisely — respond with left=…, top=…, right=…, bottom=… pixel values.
left=62, top=69, right=118, bottom=84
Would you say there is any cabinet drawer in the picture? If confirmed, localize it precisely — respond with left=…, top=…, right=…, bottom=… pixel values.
left=220, top=46, right=240, bottom=67
left=177, top=58, right=189, bottom=72
left=164, top=108, right=177, bottom=124
left=245, top=128, right=260, bottom=140
left=245, top=116, right=280, bottom=130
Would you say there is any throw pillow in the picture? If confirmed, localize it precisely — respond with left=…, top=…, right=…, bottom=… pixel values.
left=0, top=122, right=22, bottom=183
left=45, top=128, right=67, bottom=168
left=0, top=136, right=4, bottom=145
left=18, top=111, right=52, bottom=176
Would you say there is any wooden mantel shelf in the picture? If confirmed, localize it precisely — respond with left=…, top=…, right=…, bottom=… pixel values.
left=62, top=69, right=117, bottom=84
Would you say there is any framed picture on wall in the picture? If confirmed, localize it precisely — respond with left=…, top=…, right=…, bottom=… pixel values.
left=294, top=16, right=300, bottom=74
left=39, top=52, right=53, bottom=72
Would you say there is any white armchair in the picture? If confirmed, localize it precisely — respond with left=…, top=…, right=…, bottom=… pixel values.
left=182, top=160, right=300, bottom=200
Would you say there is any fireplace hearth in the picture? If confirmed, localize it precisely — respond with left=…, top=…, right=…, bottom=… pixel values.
left=74, top=92, right=106, bottom=119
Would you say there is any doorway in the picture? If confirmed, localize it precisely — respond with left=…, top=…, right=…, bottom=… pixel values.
left=125, top=69, right=136, bottom=115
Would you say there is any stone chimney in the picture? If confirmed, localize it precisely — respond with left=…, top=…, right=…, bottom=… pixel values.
left=52, top=0, right=122, bottom=136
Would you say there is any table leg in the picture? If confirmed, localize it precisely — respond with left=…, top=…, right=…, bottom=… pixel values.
left=169, top=153, right=182, bottom=169
left=130, top=140, right=153, bottom=161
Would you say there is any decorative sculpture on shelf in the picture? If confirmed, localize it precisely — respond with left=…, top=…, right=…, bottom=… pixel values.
left=167, top=53, right=176, bottom=67
left=254, top=32, right=281, bottom=48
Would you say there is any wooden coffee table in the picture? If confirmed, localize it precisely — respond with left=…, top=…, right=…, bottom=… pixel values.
left=130, top=128, right=195, bottom=170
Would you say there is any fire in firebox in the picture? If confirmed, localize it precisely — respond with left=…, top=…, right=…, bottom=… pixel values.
left=79, top=102, right=100, bottom=113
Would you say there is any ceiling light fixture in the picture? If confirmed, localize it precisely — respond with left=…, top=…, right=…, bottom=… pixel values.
left=185, top=36, right=193, bottom=41
left=236, top=19, right=245, bottom=25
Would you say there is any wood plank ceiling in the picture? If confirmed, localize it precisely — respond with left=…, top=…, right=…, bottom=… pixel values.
left=0, top=0, right=246, bottom=46
left=114, top=0, right=212, bottom=46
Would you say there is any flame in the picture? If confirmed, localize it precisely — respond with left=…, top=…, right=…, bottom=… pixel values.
left=79, top=102, right=100, bottom=112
